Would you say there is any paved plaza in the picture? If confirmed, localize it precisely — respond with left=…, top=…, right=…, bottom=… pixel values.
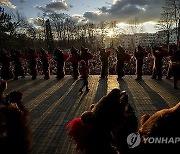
left=5, top=75, right=180, bottom=154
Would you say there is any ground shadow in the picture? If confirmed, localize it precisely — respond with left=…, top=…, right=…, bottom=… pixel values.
left=93, top=78, right=108, bottom=103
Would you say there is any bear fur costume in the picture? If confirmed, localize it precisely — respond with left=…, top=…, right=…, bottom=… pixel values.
left=0, top=90, right=32, bottom=154
left=136, top=102, right=180, bottom=154
left=66, top=88, right=138, bottom=154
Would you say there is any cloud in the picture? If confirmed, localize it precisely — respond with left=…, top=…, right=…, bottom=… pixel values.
left=83, top=0, right=164, bottom=23
left=35, top=0, right=71, bottom=13
left=71, top=14, right=88, bottom=25
left=28, top=17, right=44, bottom=27
left=83, top=11, right=111, bottom=23
left=0, top=0, right=16, bottom=9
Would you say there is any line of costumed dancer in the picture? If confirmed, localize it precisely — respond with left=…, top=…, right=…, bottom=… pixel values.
left=0, top=44, right=179, bottom=89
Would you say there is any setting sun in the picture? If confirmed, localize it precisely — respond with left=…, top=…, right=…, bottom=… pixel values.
left=107, top=29, right=115, bottom=37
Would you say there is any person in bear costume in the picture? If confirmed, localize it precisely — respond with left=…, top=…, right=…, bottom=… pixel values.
left=68, top=46, right=81, bottom=79
left=66, top=88, right=138, bottom=154
left=99, top=48, right=111, bottom=79
left=116, top=46, right=125, bottom=80
left=134, top=45, right=146, bottom=80
left=151, top=46, right=164, bottom=80
left=0, top=49, right=13, bottom=80
left=0, top=90, right=32, bottom=154
left=136, top=102, right=180, bottom=154
left=27, top=48, right=39, bottom=80
left=54, top=48, right=69, bottom=80
left=11, top=49, right=25, bottom=80
left=40, top=48, right=51, bottom=80
left=80, top=46, right=94, bottom=66
left=171, top=49, right=180, bottom=89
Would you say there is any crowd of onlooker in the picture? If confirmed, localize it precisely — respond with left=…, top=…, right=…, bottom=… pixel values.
left=63, top=51, right=170, bottom=76
left=47, top=51, right=168, bottom=76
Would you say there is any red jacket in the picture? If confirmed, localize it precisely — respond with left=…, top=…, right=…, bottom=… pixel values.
left=63, top=53, right=69, bottom=61
left=69, top=53, right=80, bottom=64
left=79, top=64, right=89, bottom=78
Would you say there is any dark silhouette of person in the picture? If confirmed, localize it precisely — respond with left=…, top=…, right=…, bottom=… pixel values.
left=151, top=46, right=164, bottom=80
left=40, top=48, right=51, bottom=80
left=79, top=60, right=91, bottom=93
left=27, top=48, right=39, bottom=80
left=54, top=48, right=69, bottom=80
left=7, top=90, right=29, bottom=118
left=69, top=46, right=81, bottom=79
left=171, top=49, right=180, bottom=89
left=11, top=49, right=25, bottom=80
left=80, top=46, right=94, bottom=66
left=0, top=80, right=7, bottom=103
left=166, top=44, right=177, bottom=79
left=0, top=49, right=13, bottom=80
left=113, top=103, right=138, bottom=154
left=0, top=91, right=32, bottom=154
left=134, top=45, right=146, bottom=80
left=66, top=89, right=138, bottom=154
left=116, top=46, right=125, bottom=80
left=99, top=48, right=111, bottom=79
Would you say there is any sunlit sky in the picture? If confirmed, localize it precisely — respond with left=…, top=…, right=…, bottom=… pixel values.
left=0, top=0, right=165, bottom=33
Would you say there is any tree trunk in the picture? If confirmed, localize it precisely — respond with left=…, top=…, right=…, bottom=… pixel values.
left=167, top=30, right=170, bottom=46
left=177, top=19, right=180, bottom=44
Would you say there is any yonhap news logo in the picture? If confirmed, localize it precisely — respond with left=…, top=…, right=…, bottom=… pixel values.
left=127, top=132, right=141, bottom=148
left=127, top=132, right=180, bottom=148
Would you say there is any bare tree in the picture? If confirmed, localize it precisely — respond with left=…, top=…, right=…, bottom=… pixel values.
left=7, top=10, right=29, bottom=36
left=126, top=17, right=145, bottom=49
left=128, top=17, right=144, bottom=34
left=155, top=6, right=174, bottom=45
left=166, top=0, right=180, bottom=42
left=97, top=21, right=108, bottom=47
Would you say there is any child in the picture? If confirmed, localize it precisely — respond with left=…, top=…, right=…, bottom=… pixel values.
left=79, top=60, right=90, bottom=93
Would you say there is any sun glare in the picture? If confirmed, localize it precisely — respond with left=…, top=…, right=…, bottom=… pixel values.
left=107, top=30, right=114, bottom=37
